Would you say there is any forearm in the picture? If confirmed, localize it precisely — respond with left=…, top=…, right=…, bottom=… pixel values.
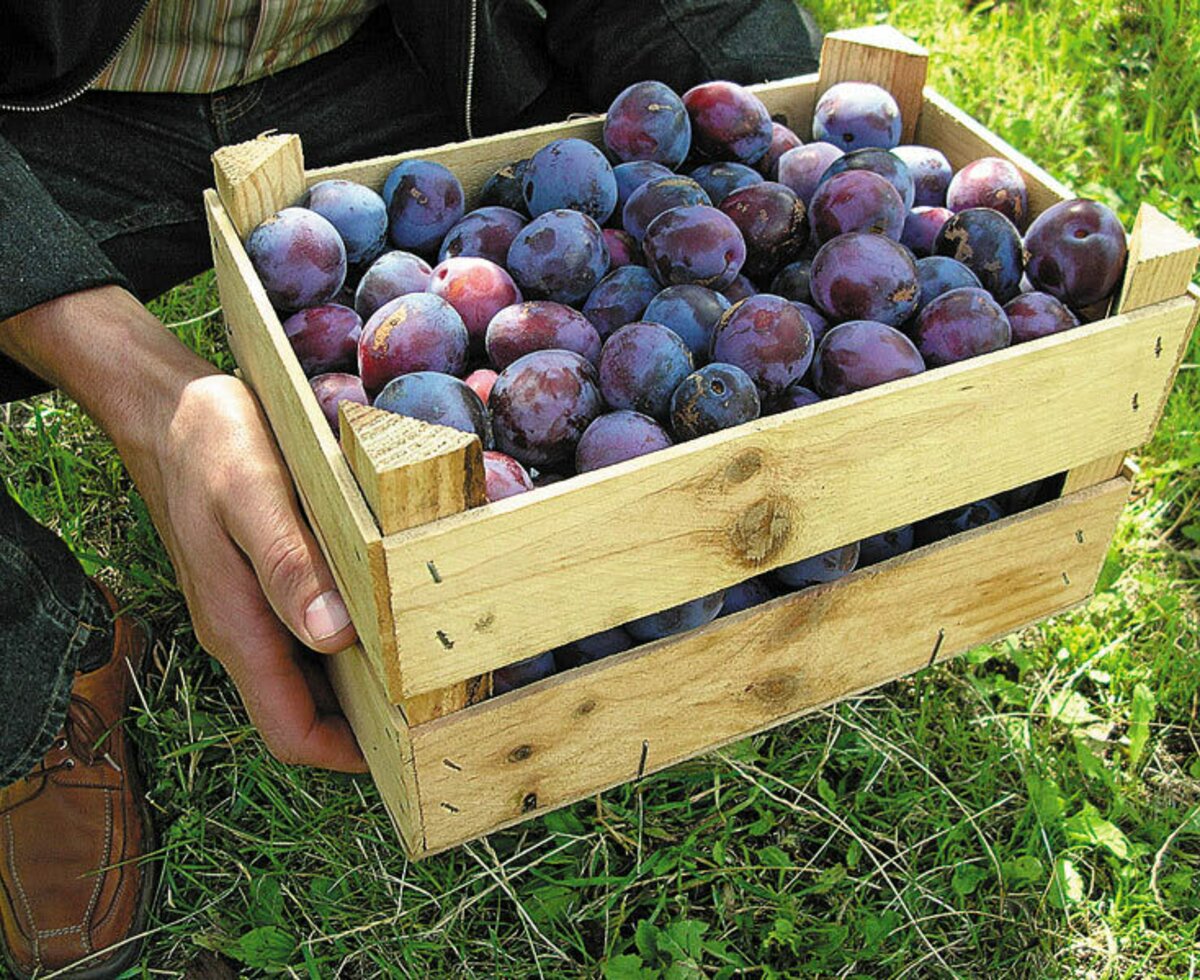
left=0, top=285, right=218, bottom=458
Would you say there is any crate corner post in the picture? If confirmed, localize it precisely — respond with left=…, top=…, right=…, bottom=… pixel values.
left=1062, top=203, right=1200, bottom=495
left=337, top=402, right=493, bottom=723
left=816, top=25, right=928, bottom=143
left=211, top=132, right=307, bottom=238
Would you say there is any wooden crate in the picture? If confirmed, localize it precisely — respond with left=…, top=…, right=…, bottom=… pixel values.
left=204, top=26, right=1200, bottom=858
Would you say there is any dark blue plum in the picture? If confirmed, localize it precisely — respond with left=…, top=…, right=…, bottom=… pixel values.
left=354, top=250, right=433, bottom=320
left=892, top=145, right=953, bottom=207
left=934, top=208, right=1025, bottom=303
left=810, top=232, right=919, bottom=326
left=623, top=176, right=712, bottom=243
left=582, top=266, right=660, bottom=341
left=857, top=525, right=915, bottom=566
left=711, top=295, right=814, bottom=398
left=642, top=284, right=731, bottom=363
left=722, top=275, right=757, bottom=303
left=477, top=159, right=530, bottom=214
left=774, top=543, right=860, bottom=589
left=599, top=321, right=694, bottom=421
left=523, top=138, right=618, bottom=223
left=604, top=81, right=691, bottom=168
left=719, top=577, right=776, bottom=616
left=915, top=499, right=1004, bottom=546
left=764, top=381, right=820, bottom=414
left=688, top=162, right=764, bottom=206
left=818, top=147, right=915, bottom=209
left=247, top=207, right=346, bottom=312
left=642, top=205, right=746, bottom=290
left=718, top=182, right=808, bottom=282
left=493, top=652, right=556, bottom=694
left=669, top=362, right=761, bottom=440
left=770, top=260, right=812, bottom=304
left=626, top=591, right=725, bottom=641
left=811, top=320, right=925, bottom=397
left=373, top=371, right=492, bottom=446
left=385, top=160, right=466, bottom=256
left=438, top=206, right=528, bottom=265
left=777, top=142, right=844, bottom=206
left=302, top=179, right=388, bottom=269
left=506, top=209, right=610, bottom=305
left=812, top=82, right=901, bottom=151
left=915, top=256, right=982, bottom=311
left=575, top=410, right=673, bottom=472
left=613, top=161, right=675, bottom=220
left=555, top=627, right=635, bottom=669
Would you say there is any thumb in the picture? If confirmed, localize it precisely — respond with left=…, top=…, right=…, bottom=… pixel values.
left=222, top=482, right=358, bottom=654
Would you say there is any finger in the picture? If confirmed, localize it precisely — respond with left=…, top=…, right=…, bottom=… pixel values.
left=189, top=538, right=367, bottom=772
left=219, top=460, right=357, bottom=655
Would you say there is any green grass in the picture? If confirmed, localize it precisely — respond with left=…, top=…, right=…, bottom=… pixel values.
left=4, top=0, right=1200, bottom=975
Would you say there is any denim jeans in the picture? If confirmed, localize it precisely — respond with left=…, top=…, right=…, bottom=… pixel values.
left=0, top=4, right=819, bottom=784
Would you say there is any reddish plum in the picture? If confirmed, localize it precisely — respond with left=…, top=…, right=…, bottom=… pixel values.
left=809, top=169, right=906, bottom=243
left=683, top=81, right=772, bottom=164
left=758, top=122, right=804, bottom=179
left=718, top=182, right=808, bottom=281
left=483, top=450, right=534, bottom=502
left=485, top=301, right=602, bottom=370
left=711, top=295, right=814, bottom=398
left=911, top=286, right=1011, bottom=367
left=465, top=368, right=499, bottom=404
left=309, top=373, right=367, bottom=435
left=282, top=303, right=361, bottom=377
left=642, top=205, right=746, bottom=290
left=490, top=350, right=604, bottom=467
left=1023, top=199, right=1127, bottom=308
left=946, top=157, right=1029, bottom=230
left=1003, top=291, right=1080, bottom=343
left=427, top=256, right=521, bottom=348
left=622, top=175, right=712, bottom=242
left=357, top=292, right=469, bottom=395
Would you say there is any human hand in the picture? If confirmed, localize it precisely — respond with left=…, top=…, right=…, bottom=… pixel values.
left=1, top=287, right=366, bottom=772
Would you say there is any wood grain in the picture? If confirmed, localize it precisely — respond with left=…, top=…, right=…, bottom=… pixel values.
left=410, top=477, right=1130, bottom=855
left=377, top=297, right=1194, bottom=698
left=816, top=26, right=929, bottom=143
left=337, top=402, right=491, bottom=723
left=1062, top=206, right=1200, bottom=495
left=211, top=134, right=306, bottom=238
left=204, top=191, right=392, bottom=671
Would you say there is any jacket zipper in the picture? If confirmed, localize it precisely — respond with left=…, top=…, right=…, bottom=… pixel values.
left=464, top=0, right=479, bottom=139
left=0, top=0, right=150, bottom=113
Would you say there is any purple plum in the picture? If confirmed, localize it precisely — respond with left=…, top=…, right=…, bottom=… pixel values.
left=373, top=371, right=492, bottom=446
left=758, top=122, right=804, bottom=179
left=506, top=209, right=610, bottom=305
left=777, top=142, right=844, bottom=206
left=946, top=157, right=1029, bottom=230
left=302, top=179, right=387, bottom=269
left=623, top=175, right=712, bottom=243
left=901, top=206, right=954, bottom=258
left=309, top=373, right=367, bottom=435
left=812, top=82, right=901, bottom=151
left=626, top=591, right=725, bottom=641
left=603, top=81, right=692, bottom=168
left=485, top=301, right=602, bottom=370
left=642, top=284, right=731, bottom=363
left=598, top=321, right=694, bottom=421
left=247, top=207, right=346, bottom=312
left=810, top=232, right=919, bottom=326
left=718, top=182, right=808, bottom=281
left=582, top=266, right=660, bottom=341
left=1023, top=199, right=1127, bottom=308
left=282, top=303, right=361, bottom=377
left=910, top=286, right=1011, bottom=367
left=357, top=292, right=469, bottom=395
left=642, top=205, right=746, bottom=290
left=809, top=169, right=906, bottom=243
left=523, top=138, right=618, bottom=223
left=775, top=542, right=860, bottom=589
left=683, top=81, right=773, bottom=164
left=934, top=208, right=1025, bottom=303
left=891, top=145, right=953, bottom=207
left=385, top=159, right=466, bottom=255
left=438, top=206, right=527, bottom=265
left=575, top=410, right=673, bottom=472
left=1004, top=291, right=1080, bottom=343
left=688, top=162, right=764, bottom=207
left=711, top=295, right=814, bottom=398
left=811, top=320, right=925, bottom=397
left=354, top=250, right=433, bottom=320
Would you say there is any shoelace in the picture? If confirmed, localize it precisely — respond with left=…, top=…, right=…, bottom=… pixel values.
left=27, top=694, right=122, bottom=780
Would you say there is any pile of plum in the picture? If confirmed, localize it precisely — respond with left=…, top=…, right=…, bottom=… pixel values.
left=246, top=76, right=1128, bottom=693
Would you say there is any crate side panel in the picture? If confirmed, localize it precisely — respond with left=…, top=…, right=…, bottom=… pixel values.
left=326, top=646, right=424, bottom=853
left=916, top=88, right=1073, bottom=217
left=204, top=191, right=391, bottom=668
left=410, top=477, right=1128, bottom=852
left=305, top=75, right=818, bottom=199
left=383, top=298, right=1192, bottom=697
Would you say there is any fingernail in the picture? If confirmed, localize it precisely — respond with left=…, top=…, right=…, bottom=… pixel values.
left=305, top=590, right=351, bottom=641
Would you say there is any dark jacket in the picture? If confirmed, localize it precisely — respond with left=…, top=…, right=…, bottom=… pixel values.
left=0, top=0, right=817, bottom=394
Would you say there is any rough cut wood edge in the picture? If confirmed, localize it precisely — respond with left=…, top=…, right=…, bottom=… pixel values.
left=916, top=88, right=1074, bottom=220
left=204, top=190, right=392, bottom=671
left=338, top=401, right=491, bottom=723
left=406, top=476, right=1129, bottom=854
left=211, top=133, right=306, bottom=238
left=816, top=26, right=928, bottom=143
left=1062, top=208, right=1200, bottom=495
left=325, top=644, right=424, bottom=854
left=304, top=74, right=820, bottom=201
left=378, top=297, right=1193, bottom=697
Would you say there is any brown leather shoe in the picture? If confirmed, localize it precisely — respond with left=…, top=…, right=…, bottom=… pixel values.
left=0, top=583, right=156, bottom=979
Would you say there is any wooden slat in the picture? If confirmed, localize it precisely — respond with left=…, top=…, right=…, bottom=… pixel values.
left=211, top=133, right=306, bottom=238
left=204, top=190, right=393, bottom=672
left=304, top=75, right=820, bottom=201
left=325, top=644, right=424, bottom=853
left=377, top=296, right=1194, bottom=699
left=338, top=402, right=491, bottom=723
left=409, top=477, right=1129, bottom=854
left=916, top=88, right=1073, bottom=219
left=1062, top=206, right=1200, bottom=494
left=816, top=26, right=928, bottom=144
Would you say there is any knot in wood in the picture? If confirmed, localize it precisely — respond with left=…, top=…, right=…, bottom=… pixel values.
left=507, top=744, right=533, bottom=763
left=747, top=674, right=799, bottom=707
left=724, top=448, right=763, bottom=485
left=729, top=498, right=792, bottom=565
left=575, top=698, right=597, bottom=717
